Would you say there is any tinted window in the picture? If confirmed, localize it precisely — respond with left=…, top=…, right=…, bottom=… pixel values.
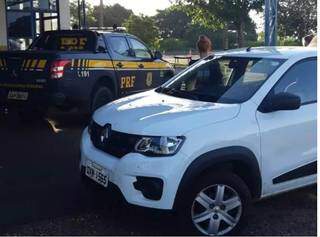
left=30, top=32, right=96, bottom=51
left=128, top=38, right=152, bottom=59
left=159, top=57, right=284, bottom=103
left=273, top=59, right=317, bottom=104
left=109, top=36, right=130, bottom=57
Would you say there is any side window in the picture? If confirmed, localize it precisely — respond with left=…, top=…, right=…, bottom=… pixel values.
left=273, top=59, right=317, bottom=104
left=109, top=36, right=130, bottom=57
left=128, top=38, right=152, bottom=59
left=96, top=35, right=106, bottom=50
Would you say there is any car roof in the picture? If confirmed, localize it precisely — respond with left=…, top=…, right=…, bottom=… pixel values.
left=217, top=46, right=317, bottom=59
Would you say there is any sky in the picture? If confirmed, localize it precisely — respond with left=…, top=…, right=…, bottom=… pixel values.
left=88, top=0, right=263, bottom=32
left=89, top=0, right=172, bottom=16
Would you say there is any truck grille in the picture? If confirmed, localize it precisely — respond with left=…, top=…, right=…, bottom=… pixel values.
left=89, top=121, right=140, bottom=158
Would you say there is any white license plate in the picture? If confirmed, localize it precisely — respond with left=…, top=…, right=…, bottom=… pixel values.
left=85, top=161, right=108, bottom=187
left=8, top=91, right=29, bottom=101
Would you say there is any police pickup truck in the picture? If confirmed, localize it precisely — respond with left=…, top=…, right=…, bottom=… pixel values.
left=0, top=30, right=174, bottom=118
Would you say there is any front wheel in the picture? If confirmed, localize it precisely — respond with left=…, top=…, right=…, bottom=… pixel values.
left=177, top=173, right=251, bottom=236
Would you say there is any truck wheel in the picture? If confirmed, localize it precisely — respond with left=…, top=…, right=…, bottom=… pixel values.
left=91, top=87, right=113, bottom=113
left=176, top=172, right=251, bottom=236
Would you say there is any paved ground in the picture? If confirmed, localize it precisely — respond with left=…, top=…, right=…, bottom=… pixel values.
left=0, top=110, right=317, bottom=236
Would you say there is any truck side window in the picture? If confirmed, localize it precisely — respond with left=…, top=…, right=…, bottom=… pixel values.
left=109, top=36, right=131, bottom=57
left=128, top=38, right=152, bottom=59
left=96, top=36, right=106, bottom=51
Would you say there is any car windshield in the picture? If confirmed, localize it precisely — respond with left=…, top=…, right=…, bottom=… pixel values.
left=157, top=56, right=285, bottom=103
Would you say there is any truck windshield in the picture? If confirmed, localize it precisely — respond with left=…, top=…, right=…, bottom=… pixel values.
left=29, top=31, right=96, bottom=51
left=157, top=56, right=285, bottom=103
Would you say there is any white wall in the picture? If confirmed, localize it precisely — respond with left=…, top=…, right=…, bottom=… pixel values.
left=59, top=0, right=71, bottom=30
left=0, top=1, right=7, bottom=50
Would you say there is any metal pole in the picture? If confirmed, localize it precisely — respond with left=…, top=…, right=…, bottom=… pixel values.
left=82, top=0, right=86, bottom=29
left=265, top=0, right=278, bottom=46
left=78, top=0, right=81, bottom=29
left=264, top=0, right=270, bottom=46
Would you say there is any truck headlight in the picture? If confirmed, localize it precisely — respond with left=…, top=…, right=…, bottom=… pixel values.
left=135, top=136, right=185, bottom=156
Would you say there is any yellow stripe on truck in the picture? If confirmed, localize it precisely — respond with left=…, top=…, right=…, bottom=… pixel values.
left=37, top=59, right=47, bottom=69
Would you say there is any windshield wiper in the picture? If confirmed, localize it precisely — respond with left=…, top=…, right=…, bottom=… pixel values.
left=160, top=88, right=199, bottom=100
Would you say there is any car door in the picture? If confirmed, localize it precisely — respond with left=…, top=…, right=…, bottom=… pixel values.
left=256, top=58, right=317, bottom=196
left=127, top=37, right=167, bottom=91
left=107, top=35, right=141, bottom=97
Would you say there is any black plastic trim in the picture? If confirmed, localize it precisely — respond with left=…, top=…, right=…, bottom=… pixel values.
left=175, top=146, right=262, bottom=204
left=273, top=161, right=317, bottom=184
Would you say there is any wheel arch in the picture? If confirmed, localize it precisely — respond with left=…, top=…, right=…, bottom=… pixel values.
left=175, top=146, right=262, bottom=206
left=91, top=75, right=118, bottom=100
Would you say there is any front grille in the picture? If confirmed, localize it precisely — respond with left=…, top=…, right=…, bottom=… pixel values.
left=90, top=121, right=140, bottom=158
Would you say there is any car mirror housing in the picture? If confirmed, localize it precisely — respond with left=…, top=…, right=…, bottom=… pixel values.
left=259, top=92, right=301, bottom=113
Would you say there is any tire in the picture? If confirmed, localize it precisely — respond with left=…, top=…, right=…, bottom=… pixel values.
left=176, top=172, right=251, bottom=236
left=91, top=86, right=113, bottom=114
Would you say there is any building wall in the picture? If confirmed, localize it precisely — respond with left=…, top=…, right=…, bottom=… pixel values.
left=59, top=0, right=71, bottom=30
left=0, top=1, right=7, bottom=50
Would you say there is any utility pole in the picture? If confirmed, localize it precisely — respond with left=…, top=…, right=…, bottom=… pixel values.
left=265, top=0, right=278, bottom=46
left=99, top=0, right=104, bottom=28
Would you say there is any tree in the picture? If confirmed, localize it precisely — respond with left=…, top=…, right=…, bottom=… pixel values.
left=154, top=6, right=192, bottom=39
left=92, top=3, right=133, bottom=27
left=69, top=0, right=97, bottom=28
left=278, top=0, right=317, bottom=42
left=124, top=15, right=160, bottom=48
left=176, top=0, right=263, bottom=47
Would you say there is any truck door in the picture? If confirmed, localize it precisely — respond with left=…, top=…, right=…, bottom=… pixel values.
left=127, top=37, right=169, bottom=91
left=107, top=36, right=142, bottom=97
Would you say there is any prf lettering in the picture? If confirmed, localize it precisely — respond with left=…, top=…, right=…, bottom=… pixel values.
left=121, top=76, right=135, bottom=89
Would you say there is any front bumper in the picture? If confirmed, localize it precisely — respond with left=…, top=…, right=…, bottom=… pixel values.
left=80, top=128, right=188, bottom=210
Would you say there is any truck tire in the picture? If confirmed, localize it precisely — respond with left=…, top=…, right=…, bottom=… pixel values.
left=91, top=87, right=114, bottom=113
left=176, top=172, right=251, bottom=236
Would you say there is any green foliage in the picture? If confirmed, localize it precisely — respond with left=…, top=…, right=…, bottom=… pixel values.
left=175, top=0, right=263, bottom=47
left=92, top=3, right=133, bottom=27
left=278, top=0, right=317, bottom=41
left=154, top=6, right=192, bottom=39
left=278, top=37, right=301, bottom=46
left=124, top=15, right=160, bottom=48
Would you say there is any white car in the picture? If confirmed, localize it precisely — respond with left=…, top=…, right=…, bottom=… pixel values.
left=80, top=47, right=317, bottom=236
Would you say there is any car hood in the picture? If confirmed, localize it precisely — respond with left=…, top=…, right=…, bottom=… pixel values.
left=93, top=90, right=240, bottom=136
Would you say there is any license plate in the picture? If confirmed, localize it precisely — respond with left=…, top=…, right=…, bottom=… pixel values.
left=85, top=161, right=108, bottom=187
left=8, top=91, right=28, bottom=101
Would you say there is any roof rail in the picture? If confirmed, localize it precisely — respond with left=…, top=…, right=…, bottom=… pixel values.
left=88, top=26, right=127, bottom=33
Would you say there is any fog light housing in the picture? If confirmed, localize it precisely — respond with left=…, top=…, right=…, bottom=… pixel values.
left=133, top=176, right=164, bottom=201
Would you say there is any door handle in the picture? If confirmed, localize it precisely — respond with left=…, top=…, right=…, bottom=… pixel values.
left=116, top=62, right=123, bottom=68
left=138, top=64, right=144, bottom=69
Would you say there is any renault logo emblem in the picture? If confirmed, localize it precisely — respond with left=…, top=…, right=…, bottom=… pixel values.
left=100, top=124, right=111, bottom=143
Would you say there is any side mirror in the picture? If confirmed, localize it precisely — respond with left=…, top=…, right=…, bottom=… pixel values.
left=96, top=46, right=106, bottom=53
left=153, top=50, right=163, bottom=60
left=259, top=92, right=301, bottom=113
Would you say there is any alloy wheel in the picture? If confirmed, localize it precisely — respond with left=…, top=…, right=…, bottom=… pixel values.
left=191, top=184, right=242, bottom=236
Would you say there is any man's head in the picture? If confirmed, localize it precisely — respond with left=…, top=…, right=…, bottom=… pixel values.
left=197, top=35, right=212, bottom=54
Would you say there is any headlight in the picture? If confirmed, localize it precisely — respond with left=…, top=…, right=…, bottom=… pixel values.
left=135, top=136, right=185, bottom=156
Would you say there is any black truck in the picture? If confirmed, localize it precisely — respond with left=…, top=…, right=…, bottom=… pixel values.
left=0, top=30, right=174, bottom=118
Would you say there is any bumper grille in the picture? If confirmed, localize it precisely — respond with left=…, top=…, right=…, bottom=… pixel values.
left=90, top=121, right=140, bottom=158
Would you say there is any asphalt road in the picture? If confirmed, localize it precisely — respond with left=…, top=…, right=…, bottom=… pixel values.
left=0, top=110, right=317, bottom=236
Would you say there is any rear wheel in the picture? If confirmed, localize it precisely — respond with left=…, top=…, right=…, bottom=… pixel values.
left=177, top=173, right=251, bottom=236
left=91, top=86, right=113, bottom=113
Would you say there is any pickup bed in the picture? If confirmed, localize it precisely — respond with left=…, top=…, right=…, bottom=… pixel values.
left=0, top=30, right=174, bottom=117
